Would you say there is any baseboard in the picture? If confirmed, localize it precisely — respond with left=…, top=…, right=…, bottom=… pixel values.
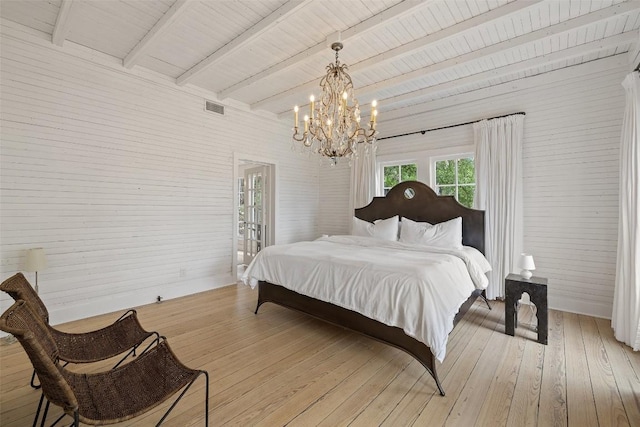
left=47, top=274, right=235, bottom=326
left=490, top=294, right=612, bottom=320
left=548, top=295, right=612, bottom=320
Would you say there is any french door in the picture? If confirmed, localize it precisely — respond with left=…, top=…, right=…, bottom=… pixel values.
left=243, top=165, right=268, bottom=265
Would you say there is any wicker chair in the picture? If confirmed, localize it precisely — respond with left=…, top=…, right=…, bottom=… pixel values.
left=0, top=273, right=159, bottom=388
left=0, top=300, right=209, bottom=426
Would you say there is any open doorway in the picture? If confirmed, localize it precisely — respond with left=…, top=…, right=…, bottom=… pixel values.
left=233, top=154, right=276, bottom=282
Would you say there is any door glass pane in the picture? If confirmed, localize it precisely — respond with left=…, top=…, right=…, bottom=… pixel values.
left=238, top=178, right=245, bottom=237
left=243, top=167, right=268, bottom=265
left=255, top=176, right=262, bottom=204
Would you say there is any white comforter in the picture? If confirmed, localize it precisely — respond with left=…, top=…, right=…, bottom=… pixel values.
left=242, top=235, right=489, bottom=361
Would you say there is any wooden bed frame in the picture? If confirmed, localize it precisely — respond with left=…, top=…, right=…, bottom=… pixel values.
left=254, top=181, right=490, bottom=396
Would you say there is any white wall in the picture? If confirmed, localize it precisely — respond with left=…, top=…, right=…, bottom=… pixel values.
left=317, top=161, right=351, bottom=236
left=319, top=55, right=628, bottom=319
left=1, top=19, right=626, bottom=323
left=0, top=21, right=320, bottom=325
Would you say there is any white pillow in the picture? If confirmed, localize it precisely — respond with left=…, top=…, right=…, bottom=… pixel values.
left=462, top=246, right=492, bottom=273
left=399, top=217, right=463, bottom=249
left=352, top=215, right=399, bottom=241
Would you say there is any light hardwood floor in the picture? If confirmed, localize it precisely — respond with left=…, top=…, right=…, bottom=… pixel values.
left=1, top=284, right=639, bottom=426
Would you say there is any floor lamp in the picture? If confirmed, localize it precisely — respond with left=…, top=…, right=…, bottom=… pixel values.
left=25, top=247, right=47, bottom=294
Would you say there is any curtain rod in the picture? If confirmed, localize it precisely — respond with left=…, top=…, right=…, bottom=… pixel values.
left=377, top=111, right=526, bottom=141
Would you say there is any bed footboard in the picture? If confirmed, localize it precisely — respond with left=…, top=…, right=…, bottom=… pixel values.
left=255, top=281, right=446, bottom=396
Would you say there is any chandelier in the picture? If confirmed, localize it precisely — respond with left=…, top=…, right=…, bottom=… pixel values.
left=292, top=42, right=378, bottom=164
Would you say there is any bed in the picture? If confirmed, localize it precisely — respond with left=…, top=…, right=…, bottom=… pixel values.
left=243, top=181, right=491, bottom=396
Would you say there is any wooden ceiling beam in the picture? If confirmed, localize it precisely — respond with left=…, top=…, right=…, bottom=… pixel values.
left=217, top=0, right=431, bottom=100
left=275, top=2, right=638, bottom=118
left=353, top=1, right=639, bottom=101
left=258, top=0, right=542, bottom=112
left=176, top=0, right=312, bottom=86
left=52, top=0, right=74, bottom=46
left=376, top=54, right=626, bottom=125
left=123, top=0, right=193, bottom=69
left=374, top=31, right=638, bottom=110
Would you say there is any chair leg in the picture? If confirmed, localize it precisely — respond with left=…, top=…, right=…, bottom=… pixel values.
left=155, top=370, right=208, bottom=426
left=139, top=333, right=161, bottom=356
left=204, top=371, right=209, bottom=427
left=29, top=395, right=77, bottom=427
left=114, top=309, right=138, bottom=356
left=50, top=413, right=65, bottom=426
left=39, top=400, right=50, bottom=427
left=30, top=369, right=42, bottom=389
left=32, top=393, right=45, bottom=427
left=112, top=345, right=138, bottom=369
left=34, top=398, right=77, bottom=427
left=112, top=332, right=161, bottom=369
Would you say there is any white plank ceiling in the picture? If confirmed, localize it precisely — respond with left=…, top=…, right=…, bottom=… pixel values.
left=2, top=0, right=639, bottom=124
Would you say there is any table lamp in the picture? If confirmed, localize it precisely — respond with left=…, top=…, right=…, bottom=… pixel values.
left=519, top=253, right=535, bottom=279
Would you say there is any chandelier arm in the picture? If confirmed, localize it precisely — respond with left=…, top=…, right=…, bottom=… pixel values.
left=291, top=43, right=378, bottom=164
left=292, top=127, right=307, bottom=142
left=348, top=127, right=361, bottom=142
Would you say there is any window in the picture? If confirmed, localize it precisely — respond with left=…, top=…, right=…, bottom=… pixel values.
left=383, top=163, right=417, bottom=195
left=433, top=155, right=475, bottom=208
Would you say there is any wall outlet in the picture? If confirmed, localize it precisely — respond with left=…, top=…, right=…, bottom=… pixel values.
left=179, top=268, right=186, bottom=278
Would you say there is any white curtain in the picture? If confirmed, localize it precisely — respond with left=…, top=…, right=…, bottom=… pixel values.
left=473, top=115, right=524, bottom=300
left=349, top=144, right=377, bottom=214
left=612, top=72, right=640, bottom=351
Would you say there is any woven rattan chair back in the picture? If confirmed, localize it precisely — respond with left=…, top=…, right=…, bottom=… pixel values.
left=1, top=300, right=209, bottom=426
left=2, top=272, right=160, bottom=394
left=0, top=300, right=78, bottom=415
left=0, top=273, right=49, bottom=323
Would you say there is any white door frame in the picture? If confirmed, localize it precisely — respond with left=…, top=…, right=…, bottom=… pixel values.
left=232, top=152, right=278, bottom=281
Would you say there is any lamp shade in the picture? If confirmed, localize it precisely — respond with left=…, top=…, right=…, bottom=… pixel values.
left=519, top=253, right=536, bottom=271
left=25, top=248, right=47, bottom=272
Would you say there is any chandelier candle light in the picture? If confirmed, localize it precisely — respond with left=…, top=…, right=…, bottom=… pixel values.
left=292, top=42, right=378, bottom=164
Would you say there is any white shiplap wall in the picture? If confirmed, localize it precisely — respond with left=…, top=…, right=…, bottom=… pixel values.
left=319, top=55, right=628, bottom=319
left=317, top=161, right=351, bottom=236
left=0, top=22, right=320, bottom=325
